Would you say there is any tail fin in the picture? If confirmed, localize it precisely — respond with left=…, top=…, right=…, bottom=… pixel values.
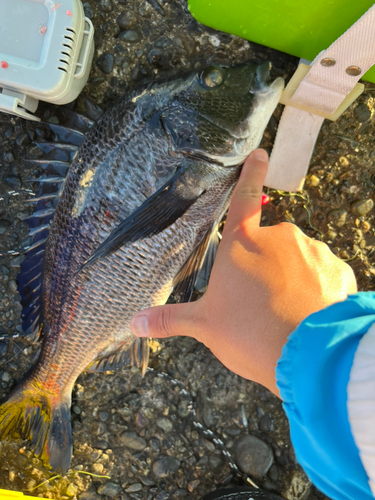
left=0, top=382, right=72, bottom=474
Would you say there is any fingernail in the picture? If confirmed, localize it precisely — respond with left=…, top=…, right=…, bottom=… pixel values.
left=131, top=315, right=150, bottom=337
left=253, top=149, right=268, bottom=162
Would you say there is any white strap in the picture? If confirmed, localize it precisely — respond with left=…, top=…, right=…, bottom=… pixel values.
left=266, top=4, right=375, bottom=192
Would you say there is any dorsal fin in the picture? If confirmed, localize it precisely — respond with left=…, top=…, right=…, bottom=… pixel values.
left=18, top=119, right=89, bottom=339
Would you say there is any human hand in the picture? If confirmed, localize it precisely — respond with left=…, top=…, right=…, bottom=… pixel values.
left=130, top=149, right=357, bottom=396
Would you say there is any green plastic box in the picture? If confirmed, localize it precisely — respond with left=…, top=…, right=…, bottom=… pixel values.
left=187, top=0, right=375, bottom=83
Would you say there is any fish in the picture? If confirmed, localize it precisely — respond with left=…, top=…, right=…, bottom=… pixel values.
left=0, top=61, right=284, bottom=474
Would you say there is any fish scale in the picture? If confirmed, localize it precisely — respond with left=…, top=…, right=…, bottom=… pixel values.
left=0, top=61, right=284, bottom=473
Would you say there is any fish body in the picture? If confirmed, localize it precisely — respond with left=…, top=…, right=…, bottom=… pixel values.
left=0, top=62, right=283, bottom=473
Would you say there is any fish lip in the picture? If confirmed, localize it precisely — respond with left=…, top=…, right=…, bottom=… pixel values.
left=250, top=61, right=284, bottom=94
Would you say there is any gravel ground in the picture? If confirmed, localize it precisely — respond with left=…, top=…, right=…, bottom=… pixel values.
left=0, top=0, right=375, bottom=499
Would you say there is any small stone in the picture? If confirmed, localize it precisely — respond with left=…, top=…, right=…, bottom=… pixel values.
left=2, top=265, right=9, bottom=275
left=83, top=2, right=94, bottom=19
left=154, top=493, right=169, bottom=500
left=97, top=482, right=123, bottom=498
left=353, top=102, right=371, bottom=123
left=327, top=209, right=347, bottom=228
left=0, top=220, right=11, bottom=235
left=117, top=11, right=137, bottom=30
left=26, top=480, right=36, bottom=490
left=187, top=480, right=200, bottom=492
left=326, top=230, right=338, bottom=242
left=15, top=132, right=30, bottom=148
left=3, top=152, right=15, bottom=163
left=99, top=411, right=110, bottom=422
left=234, top=434, right=273, bottom=477
left=154, top=37, right=171, bottom=48
left=99, top=0, right=112, bottom=11
left=306, top=174, right=320, bottom=187
left=72, top=405, right=81, bottom=415
left=284, top=470, right=311, bottom=500
left=125, top=483, right=142, bottom=492
left=130, top=63, right=141, bottom=81
left=118, top=29, right=141, bottom=42
left=3, top=175, right=21, bottom=189
left=156, top=417, right=173, bottom=433
left=339, top=156, right=349, bottom=167
left=139, top=475, right=155, bottom=486
left=351, top=198, right=374, bottom=216
left=9, top=470, right=15, bottom=481
left=96, top=53, right=114, bottom=74
left=92, top=421, right=106, bottom=435
left=178, top=400, right=190, bottom=418
left=135, top=409, right=148, bottom=427
left=152, top=456, right=181, bottom=478
left=2, top=372, right=11, bottom=383
left=208, top=455, right=224, bottom=473
left=94, top=440, right=109, bottom=450
left=259, top=414, right=273, bottom=432
left=66, top=483, right=79, bottom=497
left=8, top=280, right=18, bottom=293
left=120, top=431, right=147, bottom=450
left=92, top=463, right=104, bottom=474
left=9, top=255, right=25, bottom=267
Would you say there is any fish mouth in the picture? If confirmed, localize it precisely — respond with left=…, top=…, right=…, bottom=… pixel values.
left=251, top=61, right=279, bottom=94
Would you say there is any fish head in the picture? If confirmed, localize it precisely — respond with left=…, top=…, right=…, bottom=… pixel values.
left=173, top=61, right=284, bottom=166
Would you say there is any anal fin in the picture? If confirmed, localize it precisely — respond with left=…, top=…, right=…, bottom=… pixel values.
left=88, top=338, right=150, bottom=375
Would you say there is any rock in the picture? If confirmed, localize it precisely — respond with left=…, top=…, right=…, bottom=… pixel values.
left=125, top=483, right=142, bottom=492
left=305, top=174, right=320, bottom=187
left=97, top=482, right=123, bottom=498
left=3, top=175, right=21, bottom=189
left=83, top=2, right=94, bottom=19
left=130, top=63, right=141, bottom=81
left=9, top=254, right=25, bottom=267
left=120, top=431, right=147, bottom=450
left=92, top=421, right=106, bottom=435
left=99, top=411, right=110, bottom=422
left=351, top=198, right=374, bottom=216
left=15, top=132, right=30, bottom=148
left=154, top=493, right=169, bottom=500
left=1, top=372, right=11, bottom=383
left=145, top=0, right=165, bottom=16
left=118, top=30, right=141, bottom=43
left=66, top=483, right=79, bottom=497
left=353, top=102, right=371, bottom=123
left=97, top=53, right=114, bottom=74
left=117, top=11, right=137, bottom=30
left=156, top=417, right=173, bottom=432
left=8, top=280, right=18, bottom=293
left=0, top=220, right=11, bottom=235
left=154, top=37, right=171, bottom=48
left=283, top=470, right=311, bottom=500
left=208, top=455, right=224, bottom=473
left=3, top=152, right=15, bottom=163
left=234, top=434, right=273, bottom=477
left=99, top=0, right=112, bottom=11
left=2, top=265, right=9, bottom=275
left=92, top=463, right=104, bottom=474
left=327, top=208, right=347, bottom=228
left=152, top=456, right=181, bottom=478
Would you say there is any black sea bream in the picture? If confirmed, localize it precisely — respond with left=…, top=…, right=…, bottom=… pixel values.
left=0, top=62, right=283, bottom=473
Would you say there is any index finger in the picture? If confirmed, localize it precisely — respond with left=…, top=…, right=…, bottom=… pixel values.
left=224, top=149, right=269, bottom=235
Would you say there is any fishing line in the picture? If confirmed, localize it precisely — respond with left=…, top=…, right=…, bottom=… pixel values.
left=147, top=367, right=259, bottom=489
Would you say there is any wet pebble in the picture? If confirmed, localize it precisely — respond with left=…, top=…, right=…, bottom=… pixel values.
left=3, top=175, right=21, bottom=189
left=99, top=0, right=112, bottom=11
left=8, top=280, right=18, bottom=293
left=97, top=53, right=114, bottom=74
left=92, top=463, right=104, bottom=474
left=156, top=417, right=173, bottom=432
left=327, top=208, right=347, bottom=228
left=125, top=483, right=142, bottom=493
left=1, top=265, right=9, bottom=275
left=83, top=1, right=94, bottom=19
left=152, top=456, right=181, bottom=478
left=284, top=470, right=311, bottom=500
left=2, top=152, right=15, bottom=163
left=351, top=198, right=374, bottom=216
left=118, top=30, right=141, bottom=43
left=1, top=372, right=11, bottom=383
left=99, top=411, right=110, bottom=422
left=66, top=483, right=79, bottom=497
left=154, top=37, right=171, bottom=48
left=208, top=455, right=224, bottom=473
left=15, top=132, right=30, bottom=148
left=120, top=431, right=147, bottom=450
left=117, top=11, right=137, bottom=30
left=234, top=434, right=273, bottom=477
left=97, top=482, right=123, bottom=498
left=145, top=0, right=165, bottom=16
left=154, top=493, right=169, bottom=500
left=353, top=102, right=371, bottom=123
left=0, top=220, right=11, bottom=235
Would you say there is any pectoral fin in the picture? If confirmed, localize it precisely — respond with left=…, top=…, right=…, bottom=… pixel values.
left=173, top=224, right=219, bottom=303
left=80, top=164, right=214, bottom=271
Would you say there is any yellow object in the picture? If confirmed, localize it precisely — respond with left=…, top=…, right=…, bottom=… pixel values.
left=279, top=63, right=364, bottom=121
left=0, top=489, right=48, bottom=500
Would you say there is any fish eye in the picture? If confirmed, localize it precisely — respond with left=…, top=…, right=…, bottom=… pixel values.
left=199, top=66, right=224, bottom=88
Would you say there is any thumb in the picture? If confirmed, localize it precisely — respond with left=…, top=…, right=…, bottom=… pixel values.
left=130, top=302, right=198, bottom=339
left=223, top=148, right=269, bottom=234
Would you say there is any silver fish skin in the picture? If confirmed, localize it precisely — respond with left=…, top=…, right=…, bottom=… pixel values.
left=0, top=62, right=284, bottom=473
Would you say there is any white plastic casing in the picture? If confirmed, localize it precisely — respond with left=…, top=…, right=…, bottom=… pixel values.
left=0, top=0, right=94, bottom=121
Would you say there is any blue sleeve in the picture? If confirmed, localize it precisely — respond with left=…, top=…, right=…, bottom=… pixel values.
left=276, top=292, right=375, bottom=500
